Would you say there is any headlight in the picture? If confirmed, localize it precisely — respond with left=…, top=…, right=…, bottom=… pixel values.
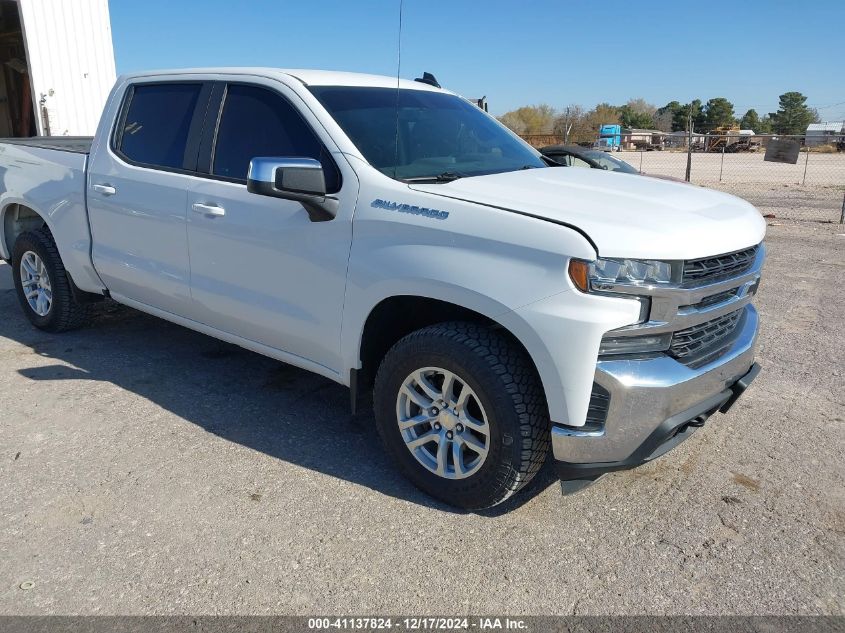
left=591, top=258, right=673, bottom=287
left=568, top=257, right=678, bottom=356
left=569, top=258, right=675, bottom=292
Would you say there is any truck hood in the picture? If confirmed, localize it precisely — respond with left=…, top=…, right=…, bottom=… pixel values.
left=409, top=168, right=766, bottom=260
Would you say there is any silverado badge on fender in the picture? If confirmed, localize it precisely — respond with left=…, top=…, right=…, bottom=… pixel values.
left=371, top=198, right=449, bottom=220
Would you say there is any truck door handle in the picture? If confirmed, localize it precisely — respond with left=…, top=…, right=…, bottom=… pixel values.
left=192, top=202, right=226, bottom=217
left=92, top=183, right=116, bottom=196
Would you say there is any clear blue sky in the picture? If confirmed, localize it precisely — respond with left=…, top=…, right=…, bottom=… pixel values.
left=109, top=0, right=845, bottom=120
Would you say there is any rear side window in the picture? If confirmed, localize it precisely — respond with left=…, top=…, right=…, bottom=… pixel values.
left=117, top=83, right=202, bottom=169
left=212, top=84, right=340, bottom=191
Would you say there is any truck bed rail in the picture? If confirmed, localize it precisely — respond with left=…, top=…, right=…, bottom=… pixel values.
left=0, top=137, right=93, bottom=154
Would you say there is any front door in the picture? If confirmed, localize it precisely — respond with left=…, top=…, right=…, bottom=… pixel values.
left=185, top=81, right=356, bottom=375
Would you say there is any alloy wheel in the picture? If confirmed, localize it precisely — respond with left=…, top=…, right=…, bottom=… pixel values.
left=395, top=366, right=491, bottom=479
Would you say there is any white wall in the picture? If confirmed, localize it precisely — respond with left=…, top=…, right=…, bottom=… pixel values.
left=18, top=0, right=116, bottom=136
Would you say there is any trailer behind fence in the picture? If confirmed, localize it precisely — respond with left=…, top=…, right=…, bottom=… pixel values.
left=520, top=133, right=845, bottom=223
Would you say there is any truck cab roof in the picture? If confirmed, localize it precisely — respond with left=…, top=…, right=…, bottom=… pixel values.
left=118, top=67, right=446, bottom=92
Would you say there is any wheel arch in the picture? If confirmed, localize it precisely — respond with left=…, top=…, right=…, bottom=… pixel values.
left=1, top=195, right=106, bottom=296
left=1, top=200, right=102, bottom=304
left=1, top=200, right=50, bottom=260
left=352, top=293, right=560, bottom=422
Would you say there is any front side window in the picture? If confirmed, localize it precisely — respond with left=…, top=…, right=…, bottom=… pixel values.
left=212, top=84, right=339, bottom=191
left=309, top=86, right=546, bottom=181
left=549, top=154, right=573, bottom=167
left=118, top=83, right=202, bottom=169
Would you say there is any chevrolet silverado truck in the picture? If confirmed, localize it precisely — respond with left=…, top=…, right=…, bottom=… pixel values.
left=0, top=68, right=764, bottom=509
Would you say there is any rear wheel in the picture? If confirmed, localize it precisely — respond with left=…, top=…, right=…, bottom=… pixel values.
left=12, top=229, right=88, bottom=332
left=373, top=322, right=550, bottom=510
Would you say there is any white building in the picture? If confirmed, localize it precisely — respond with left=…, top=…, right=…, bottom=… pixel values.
left=663, top=130, right=707, bottom=148
left=805, top=121, right=845, bottom=146
left=0, top=0, right=116, bottom=137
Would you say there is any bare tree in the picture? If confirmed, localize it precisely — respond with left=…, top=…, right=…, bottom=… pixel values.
left=497, top=104, right=557, bottom=135
left=498, top=111, right=527, bottom=134
left=625, top=98, right=657, bottom=117
left=553, top=104, right=592, bottom=143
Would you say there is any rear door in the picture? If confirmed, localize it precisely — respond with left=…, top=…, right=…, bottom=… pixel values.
left=184, top=79, right=357, bottom=374
left=87, top=81, right=211, bottom=314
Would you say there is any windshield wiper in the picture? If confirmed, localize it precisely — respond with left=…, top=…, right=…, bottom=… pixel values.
left=402, top=171, right=467, bottom=184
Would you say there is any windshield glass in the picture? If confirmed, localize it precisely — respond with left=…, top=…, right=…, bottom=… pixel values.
left=309, top=86, right=546, bottom=180
left=580, top=150, right=639, bottom=174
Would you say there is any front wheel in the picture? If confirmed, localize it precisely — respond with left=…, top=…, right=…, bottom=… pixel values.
left=373, top=322, right=550, bottom=510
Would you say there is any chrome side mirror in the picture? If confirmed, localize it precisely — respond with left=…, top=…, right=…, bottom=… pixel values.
left=247, top=157, right=339, bottom=222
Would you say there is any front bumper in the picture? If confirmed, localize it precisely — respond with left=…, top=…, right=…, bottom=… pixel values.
left=552, top=303, right=760, bottom=481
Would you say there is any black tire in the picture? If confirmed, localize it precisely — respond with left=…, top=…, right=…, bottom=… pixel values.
left=11, top=228, right=88, bottom=332
left=373, top=321, right=550, bottom=510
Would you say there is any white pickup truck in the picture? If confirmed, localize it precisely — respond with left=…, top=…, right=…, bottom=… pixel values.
left=0, top=68, right=764, bottom=509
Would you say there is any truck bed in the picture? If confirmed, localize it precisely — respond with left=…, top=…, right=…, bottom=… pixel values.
left=0, top=137, right=103, bottom=292
left=0, top=136, right=93, bottom=154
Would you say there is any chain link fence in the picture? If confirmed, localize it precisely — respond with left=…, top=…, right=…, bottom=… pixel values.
left=521, top=133, right=845, bottom=223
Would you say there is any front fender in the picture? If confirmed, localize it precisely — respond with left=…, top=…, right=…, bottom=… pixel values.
left=341, top=177, right=607, bottom=420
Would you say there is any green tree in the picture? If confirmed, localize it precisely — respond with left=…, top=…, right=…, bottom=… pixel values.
left=769, top=92, right=816, bottom=135
left=739, top=109, right=760, bottom=132
left=618, top=98, right=656, bottom=129
left=704, top=97, right=736, bottom=130
left=619, top=107, right=652, bottom=128
left=674, top=100, right=705, bottom=131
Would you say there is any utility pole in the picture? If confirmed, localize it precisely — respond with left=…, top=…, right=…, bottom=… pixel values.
left=840, top=191, right=844, bottom=224
left=563, top=107, right=571, bottom=144
left=685, top=112, right=693, bottom=182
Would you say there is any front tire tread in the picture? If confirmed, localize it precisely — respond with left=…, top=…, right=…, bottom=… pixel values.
left=373, top=321, right=550, bottom=510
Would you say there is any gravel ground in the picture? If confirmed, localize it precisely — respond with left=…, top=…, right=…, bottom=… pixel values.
left=619, top=150, right=845, bottom=186
left=0, top=223, right=843, bottom=615
left=615, top=151, right=845, bottom=223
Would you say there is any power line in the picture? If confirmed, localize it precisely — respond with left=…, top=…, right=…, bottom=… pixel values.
left=734, top=100, right=845, bottom=112
left=813, top=100, right=845, bottom=109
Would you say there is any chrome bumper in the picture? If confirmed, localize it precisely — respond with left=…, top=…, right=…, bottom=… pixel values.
left=552, top=303, right=759, bottom=466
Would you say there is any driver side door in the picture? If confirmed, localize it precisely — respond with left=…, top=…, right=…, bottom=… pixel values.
left=184, top=80, right=356, bottom=375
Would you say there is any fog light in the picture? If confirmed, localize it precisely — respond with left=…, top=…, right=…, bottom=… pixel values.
left=599, top=333, right=672, bottom=355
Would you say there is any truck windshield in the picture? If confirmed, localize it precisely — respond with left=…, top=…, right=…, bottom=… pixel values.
left=309, top=86, right=546, bottom=181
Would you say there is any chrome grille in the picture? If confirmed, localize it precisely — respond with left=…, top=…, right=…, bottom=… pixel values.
left=669, top=309, right=743, bottom=358
left=683, top=246, right=758, bottom=284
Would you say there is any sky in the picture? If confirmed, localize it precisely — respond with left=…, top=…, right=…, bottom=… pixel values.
left=109, top=0, right=845, bottom=120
